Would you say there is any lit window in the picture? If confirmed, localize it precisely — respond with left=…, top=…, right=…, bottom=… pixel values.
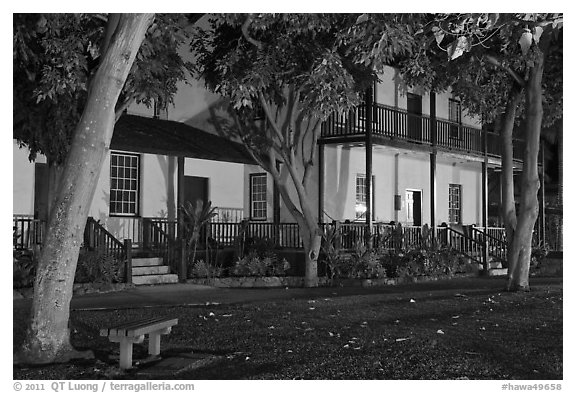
left=449, top=184, right=462, bottom=224
left=250, top=173, right=267, bottom=220
left=110, top=152, right=139, bottom=216
left=355, top=174, right=375, bottom=219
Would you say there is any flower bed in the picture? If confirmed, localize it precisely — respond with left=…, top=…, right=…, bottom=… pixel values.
left=188, top=272, right=477, bottom=288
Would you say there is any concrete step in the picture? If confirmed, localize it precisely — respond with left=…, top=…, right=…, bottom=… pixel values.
left=132, top=274, right=179, bottom=286
left=132, top=266, right=171, bottom=276
left=132, top=257, right=164, bottom=267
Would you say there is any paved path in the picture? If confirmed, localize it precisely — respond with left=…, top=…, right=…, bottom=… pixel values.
left=13, top=276, right=562, bottom=312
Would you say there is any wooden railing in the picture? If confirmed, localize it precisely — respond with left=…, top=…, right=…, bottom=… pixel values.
left=444, top=226, right=484, bottom=265
left=13, top=215, right=45, bottom=250
left=212, top=207, right=244, bottom=223
left=321, top=102, right=525, bottom=161
left=84, top=217, right=126, bottom=260
left=142, top=218, right=178, bottom=268
left=471, top=226, right=507, bottom=263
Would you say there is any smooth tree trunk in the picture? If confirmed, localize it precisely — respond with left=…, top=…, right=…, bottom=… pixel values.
left=15, top=14, right=154, bottom=365
left=499, top=85, right=522, bottom=274
left=301, top=223, right=322, bottom=287
left=276, top=180, right=320, bottom=287
left=506, top=49, right=546, bottom=292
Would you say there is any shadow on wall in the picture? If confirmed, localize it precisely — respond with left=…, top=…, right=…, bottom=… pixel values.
left=156, top=155, right=177, bottom=222
left=324, top=146, right=351, bottom=221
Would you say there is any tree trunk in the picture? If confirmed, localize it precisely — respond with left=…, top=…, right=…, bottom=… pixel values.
left=275, top=179, right=320, bottom=287
left=506, top=50, right=546, bottom=292
left=302, top=225, right=322, bottom=287
left=500, top=85, right=522, bottom=273
left=15, top=14, right=154, bottom=365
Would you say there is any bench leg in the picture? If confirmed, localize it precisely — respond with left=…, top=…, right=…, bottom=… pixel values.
left=148, top=333, right=161, bottom=356
left=148, top=326, right=173, bottom=356
left=119, top=340, right=134, bottom=369
left=109, top=335, right=144, bottom=369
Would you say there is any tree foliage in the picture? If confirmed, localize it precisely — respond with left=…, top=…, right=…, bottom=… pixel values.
left=13, top=13, right=194, bottom=164
left=191, top=13, right=420, bottom=285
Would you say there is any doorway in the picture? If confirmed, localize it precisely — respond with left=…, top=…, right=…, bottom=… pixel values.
left=34, top=163, right=49, bottom=221
left=183, top=176, right=209, bottom=208
left=406, top=189, right=422, bottom=226
left=407, top=93, right=422, bottom=142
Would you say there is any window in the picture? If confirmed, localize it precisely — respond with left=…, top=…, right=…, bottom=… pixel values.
left=448, top=184, right=462, bottom=224
left=449, top=99, right=462, bottom=139
left=250, top=173, right=268, bottom=220
left=355, top=174, right=375, bottom=219
left=110, top=152, right=140, bottom=216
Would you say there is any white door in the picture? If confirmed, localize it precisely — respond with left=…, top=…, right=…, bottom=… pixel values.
left=406, top=190, right=414, bottom=225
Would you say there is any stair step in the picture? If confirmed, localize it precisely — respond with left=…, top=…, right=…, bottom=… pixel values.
left=132, top=257, right=164, bottom=267
left=132, top=274, right=179, bottom=286
left=132, top=266, right=170, bottom=276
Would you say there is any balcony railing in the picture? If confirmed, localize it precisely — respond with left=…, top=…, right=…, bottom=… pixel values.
left=321, top=103, right=524, bottom=161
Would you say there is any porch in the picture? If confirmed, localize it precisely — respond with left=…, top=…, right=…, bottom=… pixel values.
left=15, top=214, right=515, bottom=284
left=320, top=101, right=525, bottom=163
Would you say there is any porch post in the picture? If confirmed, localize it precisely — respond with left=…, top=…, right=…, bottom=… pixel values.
left=273, top=161, right=281, bottom=225
left=318, top=143, right=325, bottom=224
left=365, top=88, right=373, bottom=249
left=273, top=161, right=281, bottom=246
left=539, top=146, right=546, bottom=245
left=482, top=129, right=489, bottom=273
left=177, top=156, right=187, bottom=282
left=429, top=92, right=437, bottom=240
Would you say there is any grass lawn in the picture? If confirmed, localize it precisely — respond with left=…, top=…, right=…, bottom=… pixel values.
left=13, top=278, right=562, bottom=380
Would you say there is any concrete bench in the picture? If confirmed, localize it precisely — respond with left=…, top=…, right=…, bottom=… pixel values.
left=100, top=317, right=178, bottom=369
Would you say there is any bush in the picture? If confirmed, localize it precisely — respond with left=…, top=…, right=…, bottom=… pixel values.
left=530, top=241, right=550, bottom=271
left=380, top=245, right=469, bottom=280
left=190, top=259, right=223, bottom=278
left=231, top=251, right=290, bottom=277
left=13, top=250, right=36, bottom=288
left=75, top=249, right=125, bottom=284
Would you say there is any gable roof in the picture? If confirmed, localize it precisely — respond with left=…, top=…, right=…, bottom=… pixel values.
left=111, top=114, right=256, bottom=165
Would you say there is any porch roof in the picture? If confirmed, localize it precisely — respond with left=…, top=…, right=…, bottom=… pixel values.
left=111, top=114, right=256, bottom=165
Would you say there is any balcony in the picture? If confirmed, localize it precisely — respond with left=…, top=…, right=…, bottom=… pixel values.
left=321, top=103, right=524, bottom=162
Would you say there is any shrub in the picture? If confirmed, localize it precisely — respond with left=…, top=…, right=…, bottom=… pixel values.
left=13, top=250, right=36, bottom=288
left=231, top=251, right=290, bottom=277
left=190, top=259, right=223, bottom=278
left=75, top=249, right=125, bottom=284
left=530, top=241, right=550, bottom=271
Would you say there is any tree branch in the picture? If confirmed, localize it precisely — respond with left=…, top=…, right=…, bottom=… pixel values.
left=259, top=91, right=286, bottom=147
left=485, top=55, right=526, bottom=87
left=241, top=15, right=263, bottom=50
left=114, top=96, right=135, bottom=122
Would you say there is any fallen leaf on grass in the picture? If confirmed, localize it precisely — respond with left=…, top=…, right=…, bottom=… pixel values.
left=410, top=299, right=416, bottom=303
left=452, top=315, right=460, bottom=319
left=309, top=307, right=316, bottom=310
left=437, top=329, right=445, bottom=334
left=395, top=338, right=410, bottom=342
left=222, top=314, right=233, bottom=317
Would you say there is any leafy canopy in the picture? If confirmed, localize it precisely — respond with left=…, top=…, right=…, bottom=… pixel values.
left=398, top=13, right=562, bottom=127
left=191, top=13, right=419, bottom=120
left=13, top=13, right=194, bottom=164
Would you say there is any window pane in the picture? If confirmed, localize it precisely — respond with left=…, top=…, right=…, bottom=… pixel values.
left=110, top=153, right=139, bottom=216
